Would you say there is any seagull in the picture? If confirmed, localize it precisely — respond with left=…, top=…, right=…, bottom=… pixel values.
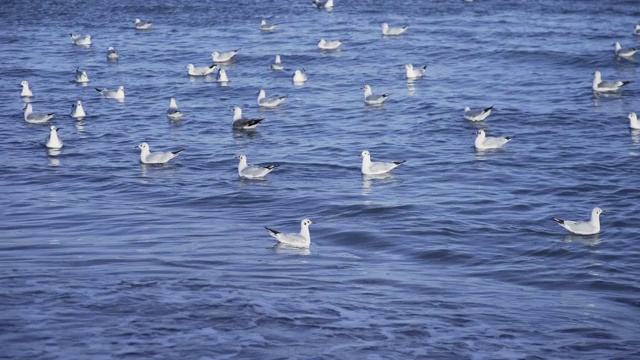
left=257, top=89, right=286, bottom=108
left=464, top=106, right=494, bottom=121
left=107, top=46, right=119, bottom=60
left=629, top=112, right=640, bottom=130
left=236, top=154, right=279, bottom=179
left=318, top=38, right=342, bottom=50
left=167, top=98, right=182, bottom=120
left=20, top=81, right=33, bottom=97
left=211, top=49, right=240, bottom=63
left=265, top=219, right=314, bottom=248
left=360, top=150, right=405, bottom=175
left=134, top=18, right=152, bottom=30
left=231, top=106, right=264, bottom=130
left=186, top=63, right=217, bottom=76
left=635, top=25, right=640, bottom=36
left=74, top=68, right=89, bottom=83
left=24, top=103, right=54, bottom=124
left=552, top=207, right=603, bottom=235
left=293, top=69, right=308, bottom=83
left=382, top=23, right=409, bottom=36
left=474, top=129, right=512, bottom=150
left=136, top=142, right=183, bottom=164
left=71, top=100, right=86, bottom=119
left=362, top=84, right=390, bottom=105
left=592, top=71, right=633, bottom=92
left=45, top=125, right=63, bottom=149
left=70, top=33, right=91, bottom=45
left=614, top=42, right=637, bottom=58
left=96, top=86, right=125, bottom=100
left=405, top=64, right=427, bottom=80
left=260, top=19, right=277, bottom=32
left=312, top=0, right=333, bottom=9
left=271, top=55, right=283, bottom=70
left=216, top=68, right=229, bottom=82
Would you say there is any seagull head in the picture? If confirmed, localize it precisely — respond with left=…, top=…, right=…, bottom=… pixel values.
left=476, top=129, right=485, bottom=136
left=360, top=150, right=370, bottom=158
left=301, top=219, right=314, bottom=227
left=236, top=154, right=246, bottom=161
left=137, top=142, right=149, bottom=151
left=629, top=112, right=637, bottom=121
left=20, top=80, right=29, bottom=87
left=50, top=125, right=59, bottom=132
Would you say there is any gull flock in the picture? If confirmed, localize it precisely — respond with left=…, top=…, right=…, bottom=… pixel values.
left=18, top=2, right=639, bottom=247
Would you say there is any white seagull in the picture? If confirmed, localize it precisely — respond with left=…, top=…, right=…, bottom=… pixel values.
left=628, top=112, right=640, bottom=130
left=293, top=69, right=308, bottom=83
left=134, top=18, right=152, bottom=30
left=107, top=46, right=119, bottom=60
left=20, top=81, right=33, bottom=97
left=186, top=63, right=217, bottom=76
left=614, top=42, right=637, bottom=58
left=464, top=106, right=494, bottom=121
left=362, top=84, right=390, bottom=105
left=271, top=55, right=283, bottom=70
left=167, top=98, right=182, bottom=120
left=45, top=125, right=63, bottom=149
left=74, top=68, right=89, bottom=83
left=360, top=150, right=405, bottom=175
left=552, top=207, right=603, bottom=235
left=231, top=106, right=264, bottom=130
left=405, top=64, right=427, bottom=80
left=211, top=49, right=240, bottom=63
left=24, top=103, right=54, bottom=124
left=236, top=154, right=279, bottom=179
left=257, top=89, right=286, bottom=108
left=474, top=129, right=512, bottom=150
left=382, top=23, right=409, bottom=36
left=260, top=19, right=277, bottom=32
left=136, top=142, right=183, bottom=164
left=634, top=25, right=640, bottom=36
left=71, top=100, right=86, bottom=119
left=70, top=33, right=91, bottom=46
left=96, top=86, right=125, bottom=100
left=216, top=68, right=229, bottom=82
left=318, top=38, right=342, bottom=50
left=265, top=219, right=314, bottom=248
left=312, top=0, right=333, bottom=9
left=592, top=71, right=633, bottom=92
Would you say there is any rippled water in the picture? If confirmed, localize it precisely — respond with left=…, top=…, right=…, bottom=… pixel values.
left=1, top=0, right=640, bottom=358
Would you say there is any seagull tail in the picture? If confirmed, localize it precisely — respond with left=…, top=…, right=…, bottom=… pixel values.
left=382, top=94, right=391, bottom=98
left=265, top=164, right=279, bottom=170
left=95, top=88, right=103, bottom=93
left=208, top=64, right=217, bottom=69
left=393, top=160, right=406, bottom=166
left=622, top=81, right=634, bottom=87
left=552, top=218, right=565, bottom=225
left=172, top=149, right=184, bottom=156
left=422, top=65, right=428, bottom=70
left=265, top=227, right=280, bottom=237
left=505, top=136, right=513, bottom=141
left=248, top=119, right=264, bottom=127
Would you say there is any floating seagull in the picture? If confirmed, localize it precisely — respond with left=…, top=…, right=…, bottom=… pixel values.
left=629, top=112, right=640, bottom=130
left=474, top=129, right=512, bottom=150
left=464, top=106, right=494, bottom=121
left=167, top=98, right=182, bottom=120
left=71, top=100, right=86, bottom=119
left=312, top=0, right=333, bottom=9
left=382, top=23, right=409, bottom=36
left=260, top=19, right=277, bottom=32
left=107, top=46, right=119, bottom=60
left=257, top=89, right=286, bottom=108
left=45, top=125, right=63, bottom=149
left=271, top=55, right=283, bottom=70
left=134, top=18, right=152, bottom=30
left=231, top=106, right=264, bottom=130
left=236, top=154, right=278, bottom=179
left=592, top=71, right=633, bottom=92
left=265, top=219, right=314, bottom=248
left=293, top=69, right=308, bottom=83
left=211, top=49, right=240, bottom=63
left=362, top=84, right=390, bottom=105
left=360, top=150, right=405, bottom=175
left=96, top=86, right=125, bottom=100
left=552, top=207, right=603, bottom=235
left=635, top=25, right=640, bottom=36
left=186, top=63, right=216, bottom=76
left=70, top=33, right=91, bottom=46
left=318, top=38, right=342, bottom=50
left=74, top=68, right=89, bottom=83
left=216, top=68, right=229, bottom=82
left=20, top=81, right=33, bottom=97
left=405, top=64, right=427, bottom=80
left=23, top=103, right=54, bottom=124
left=614, top=42, right=637, bottom=58
left=136, top=142, right=183, bottom=164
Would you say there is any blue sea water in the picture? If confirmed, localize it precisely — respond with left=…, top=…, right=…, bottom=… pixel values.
left=1, top=0, right=639, bottom=358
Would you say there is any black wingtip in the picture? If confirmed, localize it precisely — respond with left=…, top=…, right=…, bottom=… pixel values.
left=484, top=105, right=494, bottom=112
left=95, top=88, right=102, bottom=92
left=393, top=160, right=407, bottom=165
left=265, top=164, right=279, bottom=170
left=552, top=218, right=564, bottom=224
left=265, top=226, right=280, bottom=235
left=505, top=136, right=513, bottom=141
left=172, top=149, right=184, bottom=155
left=622, top=81, right=634, bottom=86
left=382, top=94, right=391, bottom=98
